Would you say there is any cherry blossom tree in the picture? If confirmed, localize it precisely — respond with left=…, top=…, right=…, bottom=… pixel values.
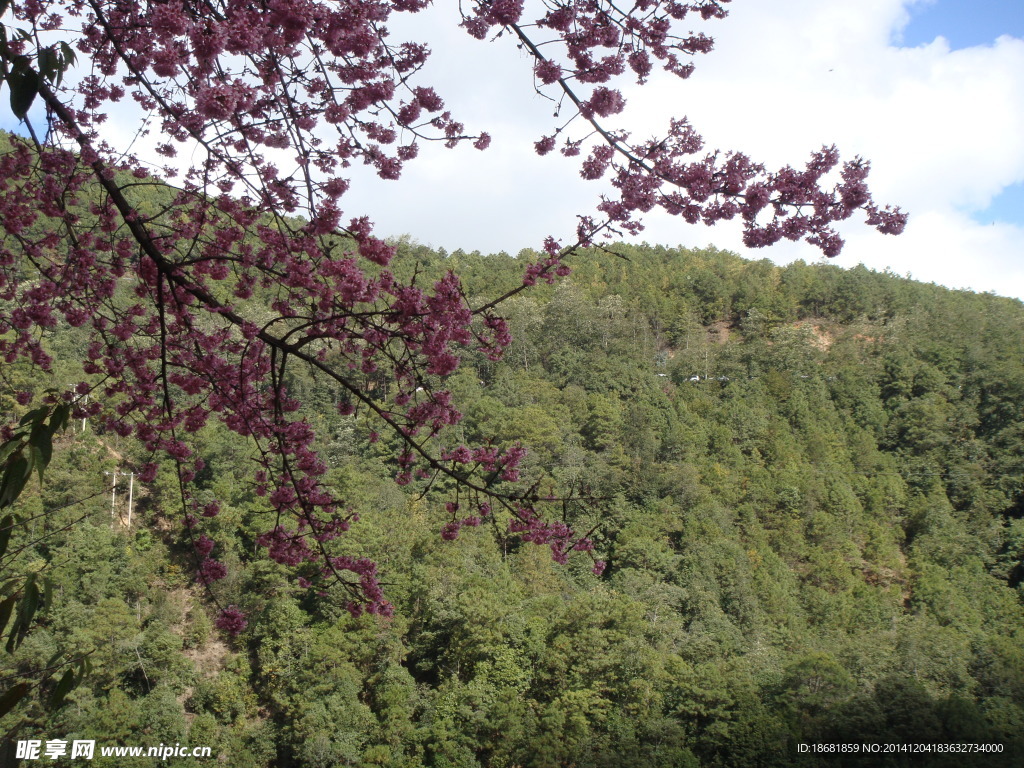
left=0, top=0, right=905, bottom=632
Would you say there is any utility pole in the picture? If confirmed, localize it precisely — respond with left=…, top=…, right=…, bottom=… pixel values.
left=126, top=472, right=135, bottom=528
left=103, top=469, right=137, bottom=528
left=104, top=469, right=118, bottom=526
left=75, top=393, right=89, bottom=432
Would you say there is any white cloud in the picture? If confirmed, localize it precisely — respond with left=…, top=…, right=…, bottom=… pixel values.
left=844, top=211, right=1024, bottom=297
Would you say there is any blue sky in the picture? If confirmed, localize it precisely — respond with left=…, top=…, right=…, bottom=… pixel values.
left=900, top=0, right=1024, bottom=231
left=982, top=183, right=1024, bottom=226
left=901, top=0, right=1024, bottom=50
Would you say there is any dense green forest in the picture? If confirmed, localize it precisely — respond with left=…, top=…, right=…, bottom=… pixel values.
left=3, top=234, right=1024, bottom=766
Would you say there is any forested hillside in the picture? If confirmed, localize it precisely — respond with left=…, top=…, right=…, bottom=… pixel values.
left=4, top=240, right=1024, bottom=767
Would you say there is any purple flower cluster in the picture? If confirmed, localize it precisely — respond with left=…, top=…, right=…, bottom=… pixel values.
left=215, top=606, right=247, bottom=636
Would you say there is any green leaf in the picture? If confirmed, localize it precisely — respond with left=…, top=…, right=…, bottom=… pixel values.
left=0, top=439, right=22, bottom=466
left=0, top=594, right=16, bottom=638
left=18, top=407, right=48, bottom=428
left=0, top=682, right=29, bottom=719
left=20, top=576, right=39, bottom=625
left=7, top=62, right=39, bottom=120
left=5, top=576, right=41, bottom=652
left=0, top=454, right=31, bottom=508
left=48, top=404, right=70, bottom=437
left=37, top=46, right=57, bottom=84
left=60, top=41, right=77, bottom=69
left=5, top=618, right=22, bottom=651
left=28, top=424, right=51, bottom=486
left=40, top=577, right=52, bottom=612
left=0, top=442, right=21, bottom=466
left=49, top=668, right=76, bottom=709
left=28, top=447, right=44, bottom=486
left=0, top=514, right=13, bottom=559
